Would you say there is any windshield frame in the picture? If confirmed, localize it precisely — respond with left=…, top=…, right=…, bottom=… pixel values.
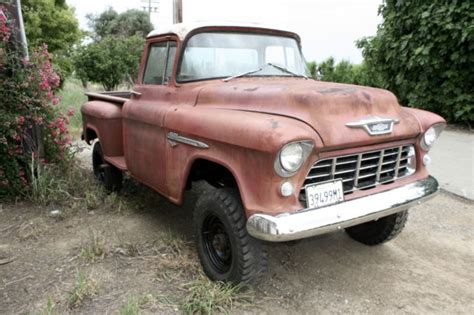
left=176, top=30, right=309, bottom=84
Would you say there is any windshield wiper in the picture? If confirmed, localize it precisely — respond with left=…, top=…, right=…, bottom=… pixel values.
left=223, top=67, right=263, bottom=82
left=267, top=63, right=308, bottom=79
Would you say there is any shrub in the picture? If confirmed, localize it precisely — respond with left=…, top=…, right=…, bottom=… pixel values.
left=357, top=0, right=474, bottom=125
left=0, top=8, right=74, bottom=198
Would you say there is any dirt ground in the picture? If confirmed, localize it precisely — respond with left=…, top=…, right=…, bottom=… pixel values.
left=1, top=173, right=473, bottom=313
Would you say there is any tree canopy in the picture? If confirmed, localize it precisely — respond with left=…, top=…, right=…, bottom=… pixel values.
left=22, top=0, right=81, bottom=53
left=87, top=8, right=153, bottom=41
left=307, top=58, right=383, bottom=88
left=72, top=8, right=151, bottom=90
left=73, top=35, right=144, bottom=91
left=21, top=0, right=82, bottom=84
left=357, top=0, right=474, bottom=125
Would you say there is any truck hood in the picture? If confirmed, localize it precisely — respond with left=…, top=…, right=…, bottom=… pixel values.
left=195, top=78, right=421, bottom=149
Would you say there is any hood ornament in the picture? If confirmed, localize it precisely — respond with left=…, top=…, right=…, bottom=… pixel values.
left=346, top=116, right=400, bottom=136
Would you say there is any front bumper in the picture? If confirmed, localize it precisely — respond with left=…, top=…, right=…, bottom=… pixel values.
left=247, top=176, right=439, bottom=242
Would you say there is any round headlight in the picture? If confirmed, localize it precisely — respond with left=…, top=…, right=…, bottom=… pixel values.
left=423, top=128, right=437, bottom=147
left=421, top=123, right=445, bottom=151
left=280, top=143, right=304, bottom=172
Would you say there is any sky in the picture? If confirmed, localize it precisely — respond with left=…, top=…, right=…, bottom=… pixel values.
left=66, top=0, right=383, bottom=63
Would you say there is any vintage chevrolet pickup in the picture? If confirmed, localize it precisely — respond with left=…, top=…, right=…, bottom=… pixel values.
left=81, top=22, right=446, bottom=284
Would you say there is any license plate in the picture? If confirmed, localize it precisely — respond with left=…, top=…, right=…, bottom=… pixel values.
left=305, top=180, right=344, bottom=209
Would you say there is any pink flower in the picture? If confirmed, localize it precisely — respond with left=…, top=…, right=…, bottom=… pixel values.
left=16, top=115, right=25, bottom=125
left=67, top=108, right=75, bottom=117
left=34, top=116, right=43, bottom=125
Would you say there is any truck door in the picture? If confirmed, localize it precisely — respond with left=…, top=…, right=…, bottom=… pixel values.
left=122, top=39, right=177, bottom=195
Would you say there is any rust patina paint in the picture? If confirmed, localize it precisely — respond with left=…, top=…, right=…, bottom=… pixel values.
left=81, top=25, right=445, bottom=217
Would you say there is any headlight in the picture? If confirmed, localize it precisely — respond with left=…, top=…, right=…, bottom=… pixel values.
left=275, top=141, right=313, bottom=177
left=280, top=143, right=304, bottom=172
left=421, top=123, right=445, bottom=151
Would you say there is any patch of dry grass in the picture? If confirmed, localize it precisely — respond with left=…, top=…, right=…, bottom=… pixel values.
left=180, top=275, right=254, bottom=314
left=17, top=218, right=48, bottom=240
left=119, top=293, right=166, bottom=315
left=155, top=232, right=198, bottom=282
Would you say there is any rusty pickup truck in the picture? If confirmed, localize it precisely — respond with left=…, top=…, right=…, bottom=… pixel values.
left=81, top=22, right=446, bottom=284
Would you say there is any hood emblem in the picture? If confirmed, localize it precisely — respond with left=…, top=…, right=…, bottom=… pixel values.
left=346, top=116, right=400, bottom=136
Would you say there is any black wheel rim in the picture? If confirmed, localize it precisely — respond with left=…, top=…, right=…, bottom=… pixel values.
left=202, top=214, right=232, bottom=274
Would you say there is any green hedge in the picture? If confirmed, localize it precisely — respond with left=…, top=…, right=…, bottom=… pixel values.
left=357, top=0, right=473, bottom=125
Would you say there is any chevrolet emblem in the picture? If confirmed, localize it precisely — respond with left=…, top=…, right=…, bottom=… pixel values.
left=346, top=116, right=400, bottom=136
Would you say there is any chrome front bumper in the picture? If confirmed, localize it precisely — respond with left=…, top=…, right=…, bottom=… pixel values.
left=247, top=176, right=439, bottom=242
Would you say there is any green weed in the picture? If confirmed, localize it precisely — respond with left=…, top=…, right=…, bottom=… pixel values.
left=119, top=295, right=141, bottom=315
left=36, top=296, right=56, bottom=315
left=29, top=154, right=109, bottom=212
left=67, top=271, right=97, bottom=309
left=81, top=230, right=107, bottom=262
left=119, top=294, right=151, bottom=315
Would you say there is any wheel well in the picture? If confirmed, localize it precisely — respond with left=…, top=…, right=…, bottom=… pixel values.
left=85, top=128, right=98, bottom=142
left=187, top=159, right=238, bottom=189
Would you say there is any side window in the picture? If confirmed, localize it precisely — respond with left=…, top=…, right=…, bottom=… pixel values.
left=142, top=41, right=177, bottom=85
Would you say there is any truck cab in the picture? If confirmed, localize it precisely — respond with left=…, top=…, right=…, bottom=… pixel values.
left=81, top=22, right=445, bottom=284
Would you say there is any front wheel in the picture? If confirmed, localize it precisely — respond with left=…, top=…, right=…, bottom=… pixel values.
left=345, top=210, right=409, bottom=245
left=193, top=189, right=267, bottom=284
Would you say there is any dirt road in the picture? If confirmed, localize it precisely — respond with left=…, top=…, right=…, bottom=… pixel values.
left=0, top=180, right=473, bottom=314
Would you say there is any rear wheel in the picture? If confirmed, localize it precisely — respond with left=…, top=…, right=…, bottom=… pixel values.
left=92, top=142, right=122, bottom=192
left=345, top=210, right=408, bottom=245
left=193, top=188, right=267, bottom=284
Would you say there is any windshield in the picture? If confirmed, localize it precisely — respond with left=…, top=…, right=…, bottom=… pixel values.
left=177, top=32, right=309, bottom=82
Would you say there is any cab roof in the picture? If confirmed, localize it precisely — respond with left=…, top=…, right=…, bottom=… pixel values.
left=146, top=21, right=300, bottom=42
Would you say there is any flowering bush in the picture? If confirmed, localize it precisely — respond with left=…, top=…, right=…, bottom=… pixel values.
left=0, top=8, right=74, bottom=197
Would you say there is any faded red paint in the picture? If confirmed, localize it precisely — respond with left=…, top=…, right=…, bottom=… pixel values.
left=81, top=25, right=445, bottom=218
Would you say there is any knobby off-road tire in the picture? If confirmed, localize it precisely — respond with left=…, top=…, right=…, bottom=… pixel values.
left=345, top=210, right=409, bottom=245
left=193, top=188, right=267, bottom=284
left=92, top=142, right=122, bottom=192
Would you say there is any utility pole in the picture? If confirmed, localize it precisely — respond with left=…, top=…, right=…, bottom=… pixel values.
left=3, top=0, right=42, bottom=156
left=15, top=0, right=28, bottom=58
left=3, top=0, right=29, bottom=58
left=141, top=0, right=159, bottom=23
left=173, top=0, right=182, bottom=24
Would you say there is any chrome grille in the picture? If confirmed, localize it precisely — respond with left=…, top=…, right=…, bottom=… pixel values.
left=301, top=145, right=415, bottom=200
